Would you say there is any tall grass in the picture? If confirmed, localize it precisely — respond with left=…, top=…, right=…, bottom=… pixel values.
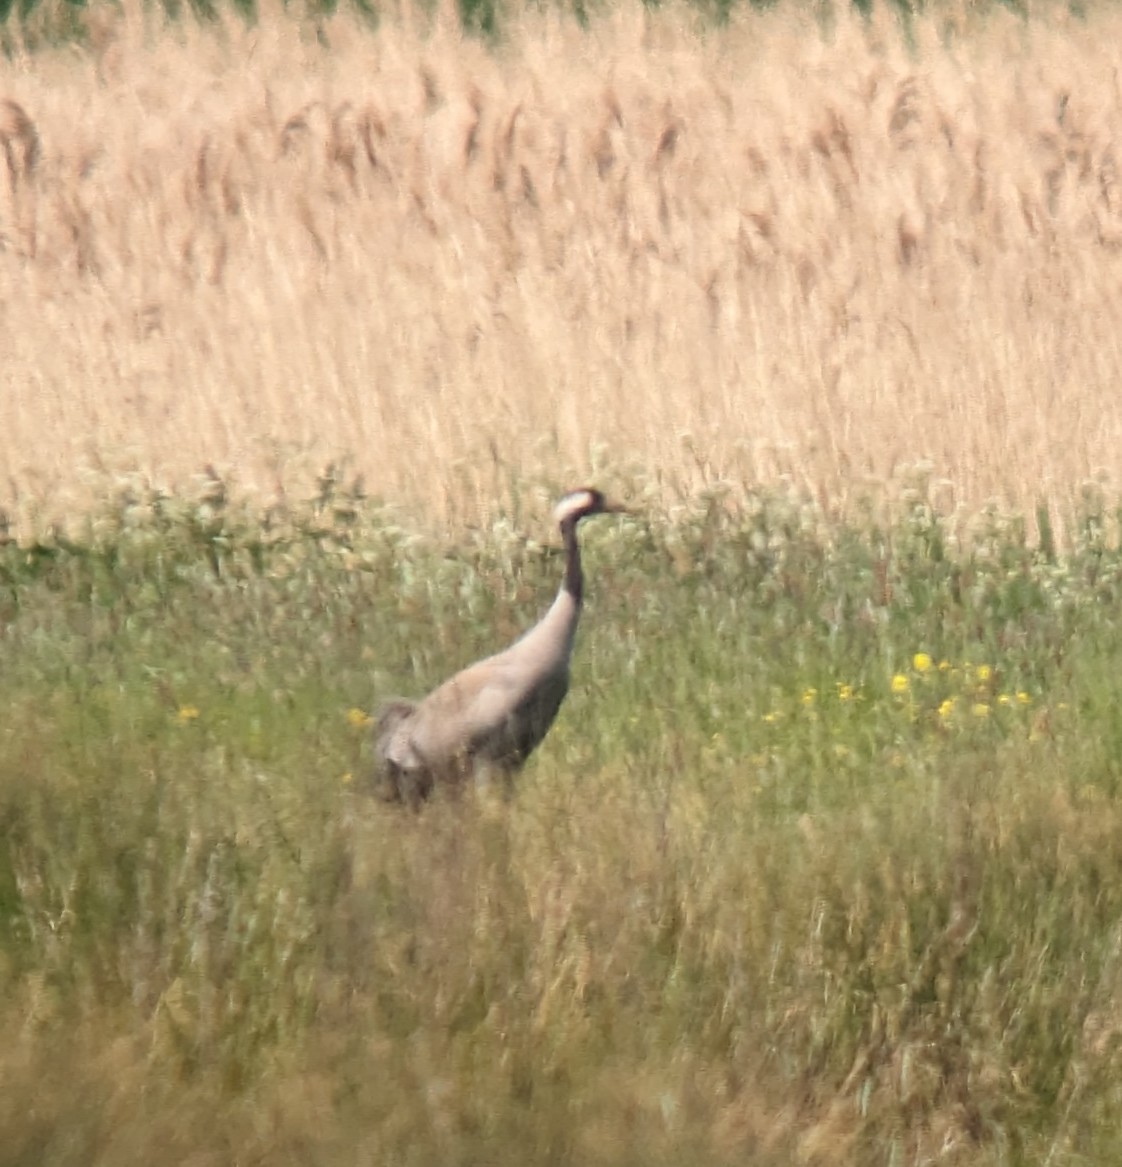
left=1, top=2, right=1122, bottom=538
left=5, top=3, right=1122, bottom=1159
left=4, top=479, right=1122, bottom=1162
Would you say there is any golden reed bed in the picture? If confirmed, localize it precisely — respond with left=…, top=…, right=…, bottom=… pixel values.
left=2, top=1, right=1122, bottom=536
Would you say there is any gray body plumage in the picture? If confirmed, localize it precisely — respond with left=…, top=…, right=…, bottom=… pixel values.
left=374, top=489, right=625, bottom=805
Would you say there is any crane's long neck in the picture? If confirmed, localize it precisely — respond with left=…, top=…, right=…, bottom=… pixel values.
left=509, top=514, right=586, bottom=669
left=512, top=515, right=583, bottom=669
left=561, top=516, right=584, bottom=606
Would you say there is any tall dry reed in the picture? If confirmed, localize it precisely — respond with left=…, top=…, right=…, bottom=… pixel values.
left=2, top=0, right=1122, bottom=537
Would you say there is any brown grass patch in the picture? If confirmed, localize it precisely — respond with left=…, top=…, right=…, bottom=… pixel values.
left=2, top=1, right=1122, bottom=536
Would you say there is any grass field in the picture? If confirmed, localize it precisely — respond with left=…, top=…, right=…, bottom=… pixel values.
left=5, top=0, right=1122, bottom=1162
left=5, top=483, right=1122, bottom=1163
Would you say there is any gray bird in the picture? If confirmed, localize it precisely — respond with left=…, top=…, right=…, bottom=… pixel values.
left=373, top=487, right=629, bottom=805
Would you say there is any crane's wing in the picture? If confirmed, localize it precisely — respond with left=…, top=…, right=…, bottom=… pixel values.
left=374, top=698, right=420, bottom=766
left=405, top=660, right=524, bottom=760
left=394, top=652, right=569, bottom=773
left=371, top=698, right=420, bottom=803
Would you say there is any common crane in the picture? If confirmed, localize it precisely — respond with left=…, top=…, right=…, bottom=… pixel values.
left=373, top=487, right=628, bottom=805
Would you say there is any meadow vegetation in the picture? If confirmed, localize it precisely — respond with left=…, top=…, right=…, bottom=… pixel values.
left=4, top=0, right=1122, bottom=1162
left=5, top=478, right=1122, bottom=1164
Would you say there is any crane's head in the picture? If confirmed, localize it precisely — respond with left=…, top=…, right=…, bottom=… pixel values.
left=553, top=487, right=630, bottom=527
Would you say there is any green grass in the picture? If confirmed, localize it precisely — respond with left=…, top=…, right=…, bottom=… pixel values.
left=0, top=0, right=1086, bottom=58
left=4, top=477, right=1122, bottom=1163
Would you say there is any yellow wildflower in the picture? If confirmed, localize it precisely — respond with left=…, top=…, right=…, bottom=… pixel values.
left=837, top=682, right=854, bottom=702
left=998, top=694, right=1012, bottom=706
left=763, top=711, right=781, bottom=724
left=938, top=698, right=956, bottom=720
left=972, top=702, right=991, bottom=718
left=891, top=674, right=909, bottom=695
left=347, top=707, right=373, bottom=730
left=341, top=772, right=354, bottom=785
left=976, top=664, right=993, bottom=684
left=1016, top=691, right=1032, bottom=705
left=176, top=705, right=200, bottom=723
left=802, top=687, right=818, bottom=706
left=913, top=652, right=933, bottom=673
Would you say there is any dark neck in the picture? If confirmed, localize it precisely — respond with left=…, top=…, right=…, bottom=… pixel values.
left=561, top=517, right=583, bottom=605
